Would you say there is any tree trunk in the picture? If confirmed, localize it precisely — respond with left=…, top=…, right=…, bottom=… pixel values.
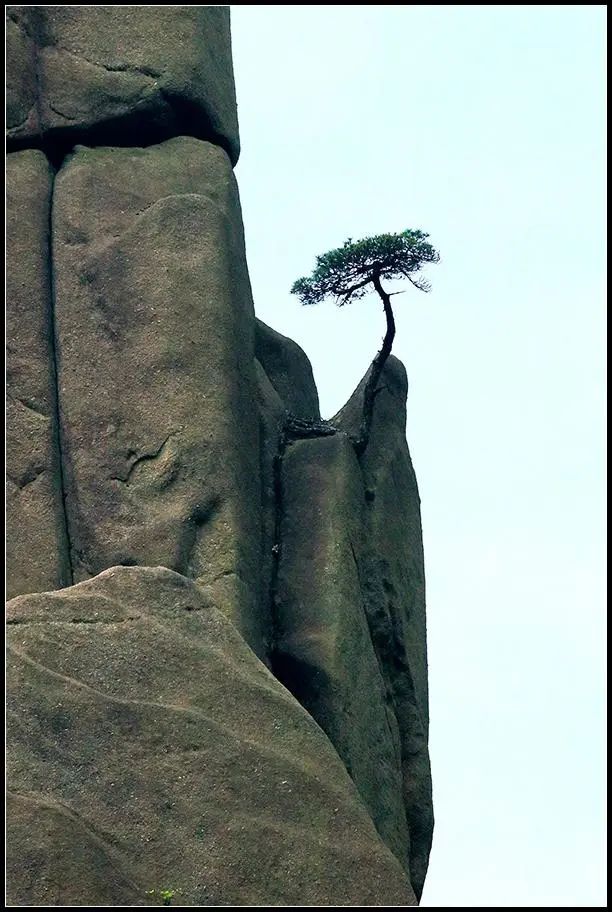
left=354, top=273, right=395, bottom=456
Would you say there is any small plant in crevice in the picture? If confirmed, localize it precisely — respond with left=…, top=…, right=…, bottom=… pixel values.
left=146, top=887, right=177, bottom=906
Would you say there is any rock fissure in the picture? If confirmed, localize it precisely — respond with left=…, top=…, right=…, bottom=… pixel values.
left=6, top=615, right=140, bottom=627
left=267, top=427, right=286, bottom=665
left=284, top=411, right=338, bottom=440
left=7, top=8, right=240, bottom=164
left=347, top=536, right=413, bottom=855
left=46, top=43, right=164, bottom=82
left=47, top=162, right=74, bottom=586
left=348, top=537, right=395, bottom=697
left=46, top=100, right=78, bottom=123
left=268, top=411, right=340, bottom=668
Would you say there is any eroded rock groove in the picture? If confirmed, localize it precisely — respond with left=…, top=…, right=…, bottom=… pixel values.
left=47, top=161, right=74, bottom=585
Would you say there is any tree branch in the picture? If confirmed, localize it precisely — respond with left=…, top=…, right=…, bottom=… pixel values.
left=406, top=273, right=430, bottom=293
left=334, top=274, right=373, bottom=305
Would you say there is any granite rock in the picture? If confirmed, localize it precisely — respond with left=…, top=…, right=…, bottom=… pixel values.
left=6, top=5, right=240, bottom=164
left=6, top=566, right=417, bottom=907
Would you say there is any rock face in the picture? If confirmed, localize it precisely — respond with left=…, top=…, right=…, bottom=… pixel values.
left=274, top=433, right=411, bottom=872
left=6, top=567, right=417, bottom=907
left=270, top=360, right=433, bottom=899
left=52, top=136, right=263, bottom=656
left=255, top=318, right=321, bottom=420
left=6, top=149, right=70, bottom=599
left=6, top=6, right=433, bottom=906
left=6, top=6, right=240, bottom=163
left=334, top=357, right=434, bottom=900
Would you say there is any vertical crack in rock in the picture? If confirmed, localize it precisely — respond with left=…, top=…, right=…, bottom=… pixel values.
left=268, top=426, right=287, bottom=667
left=47, top=163, right=74, bottom=585
left=268, top=414, right=338, bottom=669
left=15, top=9, right=74, bottom=584
left=348, top=534, right=414, bottom=867
left=331, top=356, right=433, bottom=900
left=268, top=430, right=415, bottom=883
left=359, top=486, right=432, bottom=902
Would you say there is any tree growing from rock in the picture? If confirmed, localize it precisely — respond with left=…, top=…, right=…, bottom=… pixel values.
left=291, top=229, right=440, bottom=455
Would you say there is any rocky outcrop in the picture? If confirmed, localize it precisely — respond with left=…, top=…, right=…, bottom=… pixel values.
left=6, top=566, right=417, bottom=907
left=334, top=356, right=433, bottom=899
left=6, top=6, right=240, bottom=163
left=255, top=319, right=321, bottom=420
left=269, top=360, right=433, bottom=899
left=274, top=433, right=410, bottom=872
left=51, top=136, right=263, bottom=656
left=254, top=320, right=323, bottom=661
left=6, top=149, right=70, bottom=599
left=6, top=6, right=433, bottom=906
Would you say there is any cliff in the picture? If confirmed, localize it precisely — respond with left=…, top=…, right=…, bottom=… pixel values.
left=6, top=6, right=433, bottom=906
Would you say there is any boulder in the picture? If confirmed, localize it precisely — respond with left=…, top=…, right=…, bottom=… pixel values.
left=52, top=137, right=263, bottom=656
left=6, top=566, right=417, bottom=907
left=6, top=5, right=240, bottom=164
left=6, top=149, right=71, bottom=598
left=255, top=318, right=320, bottom=420
left=334, top=356, right=433, bottom=900
left=274, top=432, right=411, bottom=876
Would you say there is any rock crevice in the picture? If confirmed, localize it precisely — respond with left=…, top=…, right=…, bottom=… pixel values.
left=262, top=360, right=433, bottom=897
left=46, top=159, right=74, bottom=586
left=6, top=150, right=72, bottom=597
left=6, top=5, right=240, bottom=164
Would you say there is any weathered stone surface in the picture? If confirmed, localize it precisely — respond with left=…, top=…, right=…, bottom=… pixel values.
left=334, top=356, right=433, bottom=900
left=6, top=149, right=71, bottom=599
left=5, top=13, right=38, bottom=137
left=255, top=318, right=320, bottom=420
left=7, top=792, right=145, bottom=906
left=52, top=137, right=263, bottom=655
left=255, top=359, right=286, bottom=658
left=6, top=6, right=240, bottom=164
left=6, top=566, right=417, bottom=907
left=274, top=432, right=411, bottom=877
left=5, top=7, right=433, bottom=901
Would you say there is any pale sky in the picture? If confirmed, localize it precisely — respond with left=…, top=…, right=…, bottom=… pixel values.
left=232, top=6, right=606, bottom=907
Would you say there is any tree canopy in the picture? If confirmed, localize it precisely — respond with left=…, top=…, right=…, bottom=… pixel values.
left=290, top=229, right=440, bottom=307
left=290, top=228, right=439, bottom=456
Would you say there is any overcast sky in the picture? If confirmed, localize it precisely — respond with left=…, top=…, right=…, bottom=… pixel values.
left=232, top=6, right=606, bottom=907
